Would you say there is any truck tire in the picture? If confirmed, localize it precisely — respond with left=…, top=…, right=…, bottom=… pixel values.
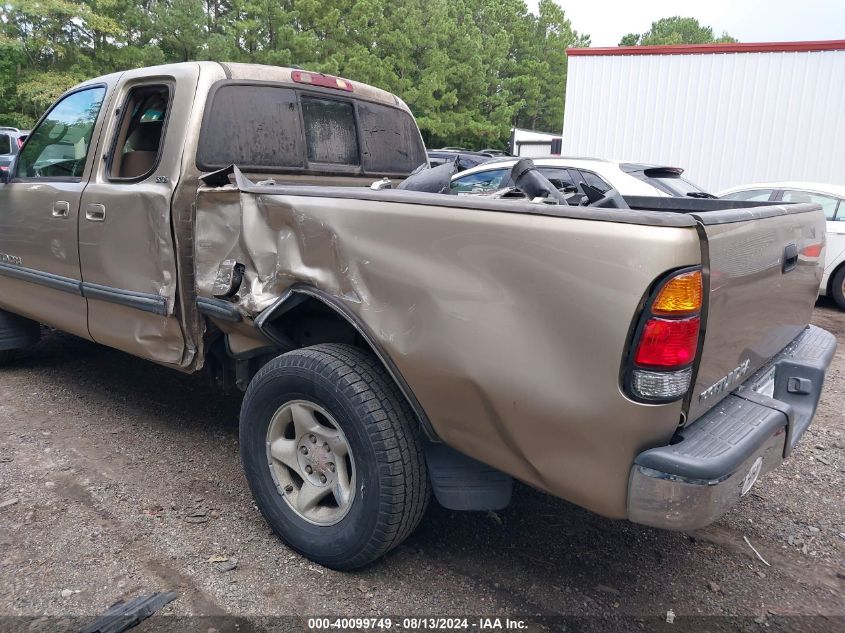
left=831, top=265, right=845, bottom=311
left=239, top=343, right=429, bottom=570
left=0, top=310, right=40, bottom=365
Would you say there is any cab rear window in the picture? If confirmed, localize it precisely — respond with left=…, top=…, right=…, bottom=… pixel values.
left=197, top=82, right=426, bottom=176
left=357, top=99, right=427, bottom=173
left=301, top=97, right=359, bottom=165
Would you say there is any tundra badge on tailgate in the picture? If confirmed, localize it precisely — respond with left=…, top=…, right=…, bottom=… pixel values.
left=698, top=359, right=751, bottom=402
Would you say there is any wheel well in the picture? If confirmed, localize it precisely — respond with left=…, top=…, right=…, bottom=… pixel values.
left=223, top=288, right=439, bottom=440
left=827, top=260, right=845, bottom=296
left=262, top=296, right=360, bottom=350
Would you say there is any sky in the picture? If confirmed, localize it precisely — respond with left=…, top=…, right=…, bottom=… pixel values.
left=528, top=0, right=845, bottom=47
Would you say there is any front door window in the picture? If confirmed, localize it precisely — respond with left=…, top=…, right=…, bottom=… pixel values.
left=16, top=87, right=106, bottom=179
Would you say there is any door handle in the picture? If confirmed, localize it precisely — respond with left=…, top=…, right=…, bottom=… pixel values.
left=52, top=201, right=70, bottom=218
left=783, top=243, right=798, bottom=273
left=85, top=203, right=106, bottom=222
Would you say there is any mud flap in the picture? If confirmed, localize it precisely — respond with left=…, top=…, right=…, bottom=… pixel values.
left=0, top=309, right=40, bottom=350
left=425, top=443, right=512, bottom=511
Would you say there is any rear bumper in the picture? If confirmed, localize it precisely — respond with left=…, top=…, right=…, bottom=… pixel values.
left=627, top=325, right=836, bottom=531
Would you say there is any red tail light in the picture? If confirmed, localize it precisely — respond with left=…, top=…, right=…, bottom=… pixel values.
left=634, top=316, right=700, bottom=368
left=15, top=138, right=23, bottom=149
left=624, top=267, right=703, bottom=402
left=802, top=243, right=822, bottom=258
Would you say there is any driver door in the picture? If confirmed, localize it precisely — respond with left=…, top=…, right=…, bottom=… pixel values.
left=0, top=84, right=114, bottom=339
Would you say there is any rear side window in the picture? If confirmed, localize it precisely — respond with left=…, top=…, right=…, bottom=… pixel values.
left=197, top=82, right=426, bottom=176
left=577, top=170, right=611, bottom=194
left=0, top=134, right=11, bottom=155
left=108, top=84, right=171, bottom=180
left=450, top=168, right=509, bottom=193
left=782, top=190, right=839, bottom=220
left=722, top=189, right=775, bottom=202
left=538, top=168, right=580, bottom=191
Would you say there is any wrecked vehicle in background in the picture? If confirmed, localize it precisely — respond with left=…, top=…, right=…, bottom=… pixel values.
left=426, top=149, right=495, bottom=170
left=449, top=157, right=713, bottom=203
left=0, top=62, right=836, bottom=570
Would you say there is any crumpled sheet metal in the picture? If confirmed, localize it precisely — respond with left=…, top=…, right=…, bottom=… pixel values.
left=194, top=182, right=703, bottom=518
left=195, top=188, right=363, bottom=314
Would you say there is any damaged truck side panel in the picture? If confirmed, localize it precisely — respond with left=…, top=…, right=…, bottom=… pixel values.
left=0, top=62, right=835, bottom=570
left=193, top=174, right=703, bottom=518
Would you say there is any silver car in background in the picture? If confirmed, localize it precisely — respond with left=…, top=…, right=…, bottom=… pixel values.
left=449, top=157, right=711, bottom=200
left=719, top=182, right=845, bottom=309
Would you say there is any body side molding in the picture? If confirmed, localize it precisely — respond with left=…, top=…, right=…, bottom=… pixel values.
left=0, top=261, right=167, bottom=316
left=81, top=282, right=167, bottom=316
left=197, top=296, right=242, bottom=322
left=0, top=261, right=81, bottom=294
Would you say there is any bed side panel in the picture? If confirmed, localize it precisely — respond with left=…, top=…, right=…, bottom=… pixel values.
left=195, top=190, right=702, bottom=518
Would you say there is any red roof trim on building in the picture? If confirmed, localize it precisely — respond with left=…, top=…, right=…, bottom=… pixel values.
left=567, top=40, right=845, bottom=57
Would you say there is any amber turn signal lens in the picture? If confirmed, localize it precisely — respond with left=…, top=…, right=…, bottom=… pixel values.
left=652, top=270, right=702, bottom=315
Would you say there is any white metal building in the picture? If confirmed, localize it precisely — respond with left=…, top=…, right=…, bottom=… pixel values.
left=561, top=40, right=845, bottom=193
left=509, top=128, right=562, bottom=157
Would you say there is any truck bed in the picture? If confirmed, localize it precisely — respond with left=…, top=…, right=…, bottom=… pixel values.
left=192, top=168, right=825, bottom=518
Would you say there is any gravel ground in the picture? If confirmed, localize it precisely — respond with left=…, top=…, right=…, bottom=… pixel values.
left=0, top=301, right=843, bottom=632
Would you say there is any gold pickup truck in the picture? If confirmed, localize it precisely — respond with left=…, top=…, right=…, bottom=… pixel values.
left=0, top=62, right=836, bottom=570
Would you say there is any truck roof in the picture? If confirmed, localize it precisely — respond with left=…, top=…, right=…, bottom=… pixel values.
left=76, top=62, right=409, bottom=112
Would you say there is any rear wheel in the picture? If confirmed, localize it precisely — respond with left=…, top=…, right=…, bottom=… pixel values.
left=239, top=343, right=429, bottom=570
left=831, top=266, right=845, bottom=311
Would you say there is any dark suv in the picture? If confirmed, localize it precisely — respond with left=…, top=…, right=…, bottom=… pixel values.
left=0, top=127, right=29, bottom=173
left=426, top=149, right=496, bottom=173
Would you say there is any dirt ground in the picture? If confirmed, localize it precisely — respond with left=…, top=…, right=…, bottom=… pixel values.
left=0, top=301, right=843, bottom=632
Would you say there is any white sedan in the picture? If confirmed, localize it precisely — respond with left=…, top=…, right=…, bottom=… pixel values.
left=449, top=157, right=711, bottom=199
left=719, top=182, right=845, bottom=310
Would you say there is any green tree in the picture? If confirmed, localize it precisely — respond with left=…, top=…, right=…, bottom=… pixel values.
left=0, top=35, right=26, bottom=126
left=0, top=0, right=590, bottom=148
left=524, top=0, right=589, bottom=132
left=619, top=16, right=736, bottom=46
left=619, top=33, right=640, bottom=46
left=152, top=0, right=207, bottom=62
left=0, top=0, right=118, bottom=121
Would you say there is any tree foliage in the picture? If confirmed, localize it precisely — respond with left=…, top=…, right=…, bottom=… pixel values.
left=0, top=0, right=590, bottom=147
left=620, top=16, right=737, bottom=47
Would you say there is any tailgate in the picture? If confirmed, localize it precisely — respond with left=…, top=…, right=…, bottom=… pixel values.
left=685, top=203, right=826, bottom=423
